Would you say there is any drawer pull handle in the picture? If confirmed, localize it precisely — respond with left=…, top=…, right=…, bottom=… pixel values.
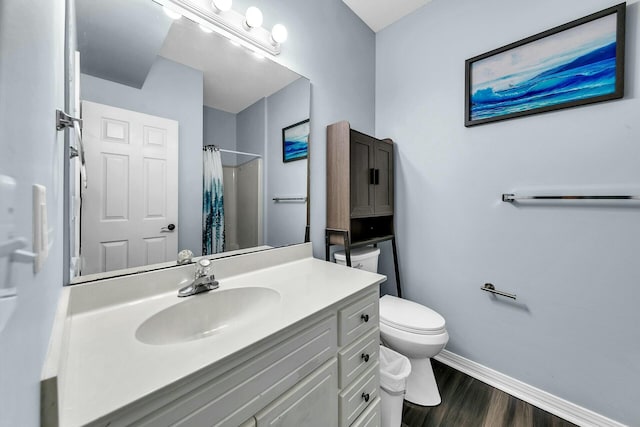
left=361, top=314, right=369, bottom=323
left=361, top=392, right=370, bottom=402
left=361, top=353, right=370, bottom=362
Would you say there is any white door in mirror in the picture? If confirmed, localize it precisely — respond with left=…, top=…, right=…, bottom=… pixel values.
left=80, top=101, right=179, bottom=274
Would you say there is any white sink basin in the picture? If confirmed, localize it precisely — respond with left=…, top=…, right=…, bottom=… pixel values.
left=136, top=287, right=281, bottom=345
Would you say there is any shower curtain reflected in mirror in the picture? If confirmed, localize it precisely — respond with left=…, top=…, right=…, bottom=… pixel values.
left=203, top=146, right=225, bottom=254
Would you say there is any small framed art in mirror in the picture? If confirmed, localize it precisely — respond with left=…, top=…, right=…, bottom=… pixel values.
left=282, top=119, right=310, bottom=163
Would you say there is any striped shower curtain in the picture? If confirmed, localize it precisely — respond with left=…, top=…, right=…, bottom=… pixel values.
left=203, top=146, right=224, bottom=254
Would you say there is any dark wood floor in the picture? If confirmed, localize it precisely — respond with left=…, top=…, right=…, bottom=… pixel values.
left=402, top=359, right=578, bottom=427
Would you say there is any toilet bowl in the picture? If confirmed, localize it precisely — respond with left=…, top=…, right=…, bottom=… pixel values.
left=334, top=248, right=449, bottom=407
left=379, top=295, right=448, bottom=406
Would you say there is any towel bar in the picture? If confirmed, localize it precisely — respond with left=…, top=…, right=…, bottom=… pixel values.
left=502, top=193, right=640, bottom=202
left=272, top=197, right=307, bottom=202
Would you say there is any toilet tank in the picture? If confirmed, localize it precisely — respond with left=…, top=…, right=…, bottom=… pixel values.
left=334, top=247, right=380, bottom=273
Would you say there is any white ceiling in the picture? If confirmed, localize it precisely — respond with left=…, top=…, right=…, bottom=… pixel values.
left=77, top=0, right=302, bottom=115
left=342, top=0, right=432, bottom=32
left=159, top=18, right=302, bottom=114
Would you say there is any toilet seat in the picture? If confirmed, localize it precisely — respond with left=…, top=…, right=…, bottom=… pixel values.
left=379, top=295, right=446, bottom=335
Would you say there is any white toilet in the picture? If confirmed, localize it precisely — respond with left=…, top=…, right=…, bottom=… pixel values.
left=334, top=247, right=449, bottom=406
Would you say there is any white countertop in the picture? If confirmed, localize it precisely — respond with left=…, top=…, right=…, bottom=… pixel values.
left=50, top=244, right=385, bottom=426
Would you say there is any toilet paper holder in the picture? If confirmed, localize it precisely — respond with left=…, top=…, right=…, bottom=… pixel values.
left=481, top=283, right=516, bottom=300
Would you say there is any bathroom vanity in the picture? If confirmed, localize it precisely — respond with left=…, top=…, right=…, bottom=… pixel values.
left=42, top=244, right=385, bottom=426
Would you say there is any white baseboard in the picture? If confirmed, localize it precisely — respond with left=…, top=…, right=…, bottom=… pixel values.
left=434, top=350, right=626, bottom=427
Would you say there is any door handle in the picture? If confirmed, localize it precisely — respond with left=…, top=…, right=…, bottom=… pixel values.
left=374, top=169, right=379, bottom=185
left=369, top=168, right=375, bottom=185
left=161, top=223, right=176, bottom=232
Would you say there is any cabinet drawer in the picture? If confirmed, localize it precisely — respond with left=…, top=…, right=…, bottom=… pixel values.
left=338, top=292, right=378, bottom=347
left=339, top=362, right=379, bottom=427
left=338, top=327, right=379, bottom=388
left=351, top=396, right=381, bottom=427
left=255, top=359, right=338, bottom=427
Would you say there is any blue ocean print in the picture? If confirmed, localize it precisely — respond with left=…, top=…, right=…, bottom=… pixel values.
left=470, top=14, right=618, bottom=121
left=284, top=136, right=308, bottom=161
left=284, top=120, right=309, bottom=162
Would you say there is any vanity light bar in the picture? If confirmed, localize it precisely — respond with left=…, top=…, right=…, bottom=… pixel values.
left=155, top=0, right=282, bottom=56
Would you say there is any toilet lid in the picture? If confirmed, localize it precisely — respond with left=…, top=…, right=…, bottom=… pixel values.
left=379, top=295, right=446, bottom=335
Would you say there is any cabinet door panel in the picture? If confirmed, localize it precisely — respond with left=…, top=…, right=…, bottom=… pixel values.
left=255, top=359, right=338, bottom=427
left=373, top=142, right=393, bottom=216
left=350, top=132, right=375, bottom=218
left=144, top=316, right=336, bottom=427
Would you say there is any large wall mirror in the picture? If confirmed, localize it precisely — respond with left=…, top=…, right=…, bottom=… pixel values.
left=68, top=0, right=310, bottom=283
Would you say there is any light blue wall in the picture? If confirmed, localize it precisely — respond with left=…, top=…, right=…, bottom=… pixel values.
left=237, top=97, right=267, bottom=158
left=265, top=78, right=311, bottom=246
left=376, top=0, right=640, bottom=424
left=233, top=0, right=376, bottom=256
left=81, top=56, right=204, bottom=255
left=0, top=0, right=66, bottom=426
left=236, top=99, right=267, bottom=246
left=203, top=106, right=237, bottom=152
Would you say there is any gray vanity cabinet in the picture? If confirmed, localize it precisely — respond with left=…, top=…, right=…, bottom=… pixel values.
left=247, top=289, right=381, bottom=427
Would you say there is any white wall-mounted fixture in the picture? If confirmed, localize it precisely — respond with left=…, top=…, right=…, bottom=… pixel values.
left=0, top=176, right=38, bottom=272
left=155, top=0, right=287, bottom=56
left=199, top=23, right=213, bottom=33
left=0, top=175, right=41, bottom=332
left=244, top=6, right=263, bottom=29
left=270, top=24, right=288, bottom=45
left=163, top=6, right=182, bottom=20
left=211, top=0, right=232, bottom=12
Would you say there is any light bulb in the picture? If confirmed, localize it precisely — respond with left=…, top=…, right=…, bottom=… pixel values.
left=271, top=24, right=288, bottom=44
left=211, top=0, right=232, bottom=12
left=163, top=6, right=181, bottom=20
left=245, top=6, right=263, bottom=28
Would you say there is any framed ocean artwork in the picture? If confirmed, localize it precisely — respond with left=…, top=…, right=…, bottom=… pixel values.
left=465, top=3, right=625, bottom=127
left=282, top=119, right=310, bottom=162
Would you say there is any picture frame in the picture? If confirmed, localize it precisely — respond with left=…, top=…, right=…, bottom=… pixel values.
left=282, top=119, right=310, bottom=162
left=465, top=3, right=625, bottom=127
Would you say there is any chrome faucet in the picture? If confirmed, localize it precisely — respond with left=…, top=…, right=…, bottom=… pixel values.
left=177, top=259, right=219, bottom=297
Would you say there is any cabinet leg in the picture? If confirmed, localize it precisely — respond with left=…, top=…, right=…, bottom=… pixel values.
left=345, top=243, right=351, bottom=267
left=391, top=236, right=402, bottom=298
left=343, top=231, right=352, bottom=267
left=325, top=230, right=330, bottom=262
